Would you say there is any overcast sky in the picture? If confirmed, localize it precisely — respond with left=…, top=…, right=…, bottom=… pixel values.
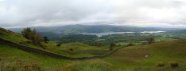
left=1, top=0, right=186, bottom=28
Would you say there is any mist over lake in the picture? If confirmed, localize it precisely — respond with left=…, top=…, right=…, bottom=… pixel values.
left=81, top=31, right=166, bottom=37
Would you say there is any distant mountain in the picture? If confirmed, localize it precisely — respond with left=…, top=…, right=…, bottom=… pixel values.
left=8, top=24, right=177, bottom=40
left=166, top=29, right=186, bottom=33
left=9, top=24, right=173, bottom=33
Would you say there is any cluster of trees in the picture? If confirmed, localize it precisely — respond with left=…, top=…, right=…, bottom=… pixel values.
left=21, top=28, right=48, bottom=47
left=60, top=34, right=97, bottom=44
left=100, top=33, right=151, bottom=44
left=58, top=33, right=155, bottom=47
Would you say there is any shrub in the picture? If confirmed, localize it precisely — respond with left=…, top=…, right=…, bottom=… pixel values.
left=69, top=48, right=73, bottom=52
left=21, top=64, right=42, bottom=71
left=147, top=37, right=155, bottom=44
left=170, top=62, right=179, bottom=68
left=156, top=62, right=165, bottom=67
left=127, top=43, right=134, bottom=47
left=109, top=42, right=116, bottom=51
left=56, top=43, right=61, bottom=47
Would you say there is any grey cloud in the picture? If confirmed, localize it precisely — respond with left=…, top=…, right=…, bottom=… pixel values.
left=1, top=0, right=186, bottom=28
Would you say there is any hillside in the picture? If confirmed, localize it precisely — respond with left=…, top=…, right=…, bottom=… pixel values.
left=0, top=27, right=113, bottom=71
left=1, top=39, right=186, bottom=71
left=0, top=27, right=186, bottom=71
left=1, top=27, right=115, bottom=58
left=105, top=40, right=186, bottom=71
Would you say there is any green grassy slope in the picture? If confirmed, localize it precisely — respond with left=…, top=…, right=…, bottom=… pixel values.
left=0, top=28, right=110, bottom=58
left=105, top=40, right=186, bottom=71
left=1, top=27, right=186, bottom=71
left=0, top=28, right=70, bottom=70
left=0, top=28, right=28, bottom=42
left=1, top=38, right=186, bottom=71
left=0, top=27, right=114, bottom=71
left=44, top=42, right=110, bottom=57
left=0, top=44, right=71, bottom=71
left=0, top=44, right=115, bottom=71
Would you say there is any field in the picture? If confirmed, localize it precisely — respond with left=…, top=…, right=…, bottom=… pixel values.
left=44, top=42, right=111, bottom=58
left=1, top=40, right=186, bottom=71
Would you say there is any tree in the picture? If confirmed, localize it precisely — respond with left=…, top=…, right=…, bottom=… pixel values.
left=43, top=36, right=49, bottom=43
left=21, top=28, right=44, bottom=47
left=147, top=37, right=155, bottom=44
left=21, top=28, right=32, bottom=39
left=109, top=42, right=116, bottom=51
left=32, top=32, right=44, bottom=46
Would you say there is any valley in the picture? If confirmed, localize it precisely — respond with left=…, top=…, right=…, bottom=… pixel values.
left=0, top=26, right=186, bottom=71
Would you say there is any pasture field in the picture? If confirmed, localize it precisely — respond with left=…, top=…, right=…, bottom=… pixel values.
left=1, top=40, right=186, bottom=71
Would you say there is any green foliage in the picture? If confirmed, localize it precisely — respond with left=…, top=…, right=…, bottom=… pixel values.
left=109, top=42, right=116, bottom=51
left=43, top=36, right=49, bottom=43
left=21, top=28, right=44, bottom=47
left=60, top=34, right=97, bottom=44
left=21, top=28, right=32, bottom=39
left=147, top=37, right=155, bottom=44
left=126, top=43, right=134, bottom=47
left=59, top=33, right=155, bottom=46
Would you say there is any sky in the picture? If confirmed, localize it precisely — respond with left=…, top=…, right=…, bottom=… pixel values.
left=0, top=0, right=186, bottom=28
